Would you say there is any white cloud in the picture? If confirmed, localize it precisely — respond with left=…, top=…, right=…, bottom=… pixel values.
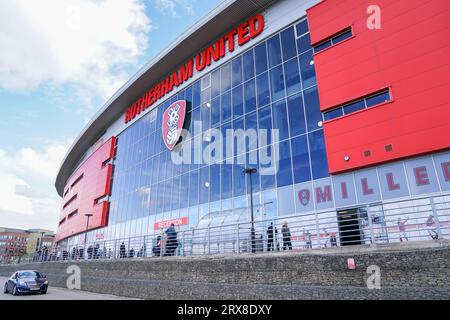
left=0, top=173, right=33, bottom=215
left=0, top=0, right=152, bottom=103
left=0, top=140, right=73, bottom=231
left=154, top=0, right=194, bottom=17
left=15, top=144, right=70, bottom=180
left=0, top=140, right=72, bottom=180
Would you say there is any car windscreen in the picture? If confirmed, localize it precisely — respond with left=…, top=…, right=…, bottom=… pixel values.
left=18, top=271, right=41, bottom=278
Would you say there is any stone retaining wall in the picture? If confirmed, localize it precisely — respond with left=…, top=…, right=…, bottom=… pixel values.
left=1, top=242, right=449, bottom=299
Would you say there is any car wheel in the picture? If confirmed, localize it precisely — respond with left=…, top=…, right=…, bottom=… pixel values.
left=12, top=285, right=18, bottom=296
left=3, top=283, right=8, bottom=294
left=41, top=290, right=47, bottom=294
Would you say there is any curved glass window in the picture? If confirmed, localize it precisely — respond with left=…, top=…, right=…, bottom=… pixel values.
left=189, top=169, right=199, bottom=206
left=210, top=164, right=221, bottom=202
left=304, top=86, right=322, bottom=132
left=255, top=42, right=268, bottom=75
left=291, top=134, right=311, bottom=183
left=280, top=26, right=297, bottom=61
left=221, top=62, right=231, bottom=93
left=101, top=16, right=332, bottom=245
left=211, top=69, right=221, bottom=98
left=256, top=71, right=270, bottom=107
left=267, top=34, right=282, bottom=68
left=221, top=162, right=232, bottom=200
left=299, top=50, right=316, bottom=89
left=211, top=96, right=221, bottom=127
left=244, top=79, right=256, bottom=114
left=221, top=91, right=232, bottom=123
left=272, top=99, right=289, bottom=142
left=232, top=85, right=243, bottom=119
left=284, top=58, right=301, bottom=95
left=232, top=57, right=243, bottom=87
left=308, top=130, right=329, bottom=180
left=297, top=33, right=311, bottom=54
left=276, top=140, right=293, bottom=187
left=242, top=49, right=255, bottom=81
left=270, top=65, right=285, bottom=102
left=287, top=93, right=306, bottom=137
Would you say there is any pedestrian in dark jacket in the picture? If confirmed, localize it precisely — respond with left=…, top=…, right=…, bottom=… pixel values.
left=87, top=245, right=93, bottom=259
left=120, top=242, right=126, bottom=258
left=152, top=236, right=162, bottom=257
left=282, top=223, right=292, bottom=250
left=330, top=234, right=337, bottom=247
left=267, top=223, right=278, bottom=251
left=165, top=224, right=178, bottom=256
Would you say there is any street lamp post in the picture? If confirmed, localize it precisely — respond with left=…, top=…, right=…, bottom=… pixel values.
left=84, top=214, right=93, bottom=259
left=38, top=231, right=45, bottom=261
left=243, top=167, right=257, bottom=253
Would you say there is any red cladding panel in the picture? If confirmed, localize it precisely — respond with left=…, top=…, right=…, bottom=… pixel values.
left=307, top=0, right=450, bottom=173
left=56, top=137, right=116, bottom=242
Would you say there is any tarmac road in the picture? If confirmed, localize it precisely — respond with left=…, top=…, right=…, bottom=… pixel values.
left=0, top=276, right=131, bottom=300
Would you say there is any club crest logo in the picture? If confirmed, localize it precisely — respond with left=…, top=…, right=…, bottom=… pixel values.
left=162, top=100, right=186, bottom=150
left=298, top=189, right=311, bottom=206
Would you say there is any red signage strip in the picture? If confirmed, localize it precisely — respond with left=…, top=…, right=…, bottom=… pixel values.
left=125, top=13, right=265, bottom=124
left=154, top=217, right=189, bottom=230
left=56, top=137, right=116, bottom=242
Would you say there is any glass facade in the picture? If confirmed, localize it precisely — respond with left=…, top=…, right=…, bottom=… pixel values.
left=82, top=17, right=329, bottom=242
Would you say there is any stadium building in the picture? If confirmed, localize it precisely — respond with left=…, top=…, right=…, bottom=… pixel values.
left=55, top=0, right=450, bottom=252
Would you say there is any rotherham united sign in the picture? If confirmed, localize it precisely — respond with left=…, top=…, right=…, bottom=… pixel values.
left=124, top=13, right=265, bottom=124
left=162, top=100, right=186, bottom=150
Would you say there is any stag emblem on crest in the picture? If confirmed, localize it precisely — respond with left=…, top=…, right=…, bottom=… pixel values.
left=166, top=104, right=181, bottom=145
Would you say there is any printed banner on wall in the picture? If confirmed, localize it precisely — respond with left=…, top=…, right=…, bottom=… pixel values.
left=287, top=151, right=450, bottom=215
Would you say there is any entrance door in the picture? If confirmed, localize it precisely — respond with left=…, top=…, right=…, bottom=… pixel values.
left=337, top=208, right=363, bottom=246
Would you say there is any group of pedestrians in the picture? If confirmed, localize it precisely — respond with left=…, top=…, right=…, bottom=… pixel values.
left=265, top=222, right=294, bottom=251
left=33, top=246, right=49, bottom=262
left=152, top=223, right=179, bottom=256
left=28, top=212, right=445, bottom=264
left=116, top=223, right=180, bottom=258
left=265, top=223, right=341, bottom=250
left=396, top=214, right=441, bottom=242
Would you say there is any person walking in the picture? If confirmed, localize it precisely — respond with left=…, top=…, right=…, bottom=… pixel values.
left=397, top=217, right=409, bottom=242
left=330, top=234, right=337, bottom=247
left=152, top=235, right=162, bottom=257
left=281, top=223, right=292, bottom=250
left=304, top=230, right=312, bottom=249
left=120, top=242, right=126, bottom=258
left=267, top=223, right=278, bottom=251
left=165, top=224, right=178, bottom=256
left=426, top=214, right=440, bottom=240
left=256, top=234, right=264, bottom=252
left=87, top=245, right=93, bottom=259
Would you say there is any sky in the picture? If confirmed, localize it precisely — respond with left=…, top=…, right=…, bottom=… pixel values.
left=0, top=0, right=224, bottom=232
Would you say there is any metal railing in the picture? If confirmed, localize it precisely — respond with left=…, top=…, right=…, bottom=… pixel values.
left=5, top=194, right=450, bottom=264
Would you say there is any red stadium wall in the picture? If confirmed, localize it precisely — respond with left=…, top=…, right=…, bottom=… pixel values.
left=307, top=0, right=450, bottom=173
left=56, top=137, right=116, bottom=242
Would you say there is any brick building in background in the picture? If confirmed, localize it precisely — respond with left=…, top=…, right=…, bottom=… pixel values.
left=0, top=227, right=54, bottom=264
